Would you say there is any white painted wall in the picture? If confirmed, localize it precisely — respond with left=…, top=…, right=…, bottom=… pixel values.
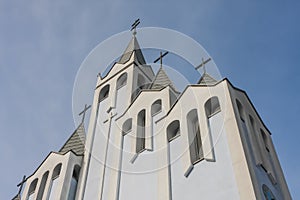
left=21, top=152, right=82, bottom=200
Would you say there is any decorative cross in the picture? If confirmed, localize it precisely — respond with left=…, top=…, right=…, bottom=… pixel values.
left=17, top=175, right=26, bottom=195
left=154, top=51, right=169, bottom=68
left=79, top=104, right=91, bottom=124
left=131, top=19, right=140, bottom=35
left=195, top=57, right=212, bottom=73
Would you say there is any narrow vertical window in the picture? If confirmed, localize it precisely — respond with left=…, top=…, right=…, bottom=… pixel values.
left=167, top=120, right=180, bottom=142
left=115, top=73, right=128, bottom=113
left=99, top=84, right=110, bottom=102
left=205, top=96, right=221, bottom=118
left=132, top=74, right=146, bottom=101
left=136, top=109, right=146, bottom=153
left=261, top=129, right=270, bottom=152
left=249, top=115, right=263, bottom=165
left=67, top=165, right=81, bottom=200
left=236, top=99, right=245, bottom=122
left=151, top=99, right=162, bottom=116
left=262, top=184, right=276, bottom=200
left=36, top=171, right=49, bottom=200
left=236, top=99, right=249, bottom=136
left=27, top=178, right=38, bottom=200
left=117, top=73, right=127, bottom=89
left=137, top=74, right=146, bottom=91
left=48, top=163, right=62, bottom=200
left=187, top=109, right=203, bottom=164
left=122, top=118, right=132, bottom=135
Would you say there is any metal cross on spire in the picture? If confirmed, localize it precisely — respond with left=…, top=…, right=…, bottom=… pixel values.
left=79, top=104, right=91, bottom=124
left=154, top=51, right=169, bottom=68
left=195, top=57, right=212, bottom=73
left=131, top=19, right=140, bottom=35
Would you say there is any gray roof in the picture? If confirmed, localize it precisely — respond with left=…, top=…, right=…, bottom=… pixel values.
left=197, top=73, right=218, bottom=86
left=59, top=123, right=86, bottom=155
left=151, top=67, right=176, bottom=90
left=118, top=35, right=146, bottom=65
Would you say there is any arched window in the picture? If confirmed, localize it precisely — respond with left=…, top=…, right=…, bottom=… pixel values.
left=262, top=184, right=276, bottom=200
left=48, top=163, right=62, bottom=200
left=132, top=74, right=147, bottom=101
left=187, top=109, right=203, bottom=164
left=36, top=171, right=49, bottom=200
left=137, top=74, right=146, bottom=91
left=249, top=115, right=263, bottom=165
left=67, top=165, right=81, bottom=200
left=167, top=120, right=180, bottom=142
left=260, top=129, right=277, bottom=184
left=117, top=73, right=127, bottom=89
left=261, top=129, right=270, bottom=152
left=151, top=99, right=162, bottom=116
left=236, top=99, right=249, bottom=138
left=27, top=178, right=38, bottom=200
left=99, top=84, right=110, bottom=102
left=122, top=118, right=132, bottom=135
left=136, top=109, right=146, bottom=153
left=236, top=99, right=245, bottom=122
left=205, top=96, right=221, bottom=118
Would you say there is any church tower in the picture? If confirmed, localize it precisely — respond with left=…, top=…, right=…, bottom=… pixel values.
left=14, top=23, right=291, bottom=200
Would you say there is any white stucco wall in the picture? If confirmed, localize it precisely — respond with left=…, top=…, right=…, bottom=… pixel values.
left=21, top=152, right=82, bottom=200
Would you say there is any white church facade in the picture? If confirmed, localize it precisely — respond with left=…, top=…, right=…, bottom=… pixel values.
left=14, top=27, right=291, bottom=200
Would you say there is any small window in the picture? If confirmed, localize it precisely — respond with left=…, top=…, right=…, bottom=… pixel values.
left=117, top=73, right=127, bottom=89
left=67, top=165, right=80, bottom=200
left=52, top=163, right=62, bottom=179
left=137, top=74, right=146, bottom=90
left=99, top=84, right=110, bottom=102
left=48, top=163, right=62, bottom=200
left=205, top=96, right=221, bottom=118
left=27, top=178, right=38, bottom=200
left=262, top=184, right=276, bottom=200
left=167, top=120, right=180, bottom=142
left=151, top=99, right=162, bottom=116
left=261, top=129, right=270, bottom=152
left=236, top=99, right=245, bottom=122
left=136, top=109, right=146, bottom=153
left=187, top=109, right=203, bottom=165
left=122, top=118, right=132, bottom=135
left=36, top=171, right=49, bottom=200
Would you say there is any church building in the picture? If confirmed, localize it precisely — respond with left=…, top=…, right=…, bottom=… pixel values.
left=13, top=24, right=291, bottom=200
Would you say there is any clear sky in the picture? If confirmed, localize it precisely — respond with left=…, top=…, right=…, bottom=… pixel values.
left=0, top=0, right=299, bottom=199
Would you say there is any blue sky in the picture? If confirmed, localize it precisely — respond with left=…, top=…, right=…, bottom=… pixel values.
left=0, top=0, right=299, bottom=199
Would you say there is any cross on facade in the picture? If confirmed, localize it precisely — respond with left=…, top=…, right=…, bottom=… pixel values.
left=17, top=175, right=26, bottom=195
left=131, top=19, right=140, bottom=35
left=154, top=51, right=169, bottom=68
left=195, top=57, right=212, bottom=73
left=79, top=104, right=91, bottom=124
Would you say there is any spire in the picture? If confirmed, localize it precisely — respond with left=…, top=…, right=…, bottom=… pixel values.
left=197, top=73, right=217, bottom=86
left=118, top=19, right=146, bottom=65
left=59, top=123, right=86, bottom=155
left=151, top=67, right=176, bottom=90
left=195, top=57, right=217, bottom=86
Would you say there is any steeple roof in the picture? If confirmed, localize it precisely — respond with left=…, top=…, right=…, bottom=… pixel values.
left=118, top=35, right=146, bottom=65
left=151, top=67, right=176, bottom=90
left=59, top=123, right=86, bottom=155
left=197, top=73, right=218, bottom=86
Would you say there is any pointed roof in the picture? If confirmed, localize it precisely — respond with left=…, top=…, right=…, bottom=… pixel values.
left=118, top=35, right=146, bottom=65
left=197, top=73, right=218, bottom=86
left=151, top=67, right=176, bottom=90
left=59, top=123, right=86, bottom=155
